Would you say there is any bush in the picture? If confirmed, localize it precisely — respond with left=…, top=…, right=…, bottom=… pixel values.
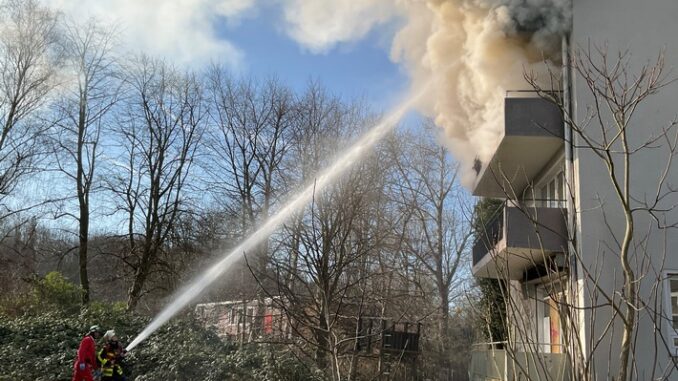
left=0, top=308, right=324, bottom=381
left=0, top=308, right=147, bottom=381
left=0, top=277, right=323, bottom=380
left=34, top=272, right=82, bottom=313
left=127, top=318, right=324, bottom=381
left=0, top=271, right=82, bottom=317
left=0, top=272, right=322, bottom=380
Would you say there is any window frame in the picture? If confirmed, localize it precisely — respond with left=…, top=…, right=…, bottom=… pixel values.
left=536, top=283, right=565, bottom=354
left=529, top=150, right=565, bottom=207
left=663, top=272, right=678, bottom=354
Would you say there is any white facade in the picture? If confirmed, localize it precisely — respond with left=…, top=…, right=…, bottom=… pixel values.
left=571, top=0, right=678, bottom=379
left=471, top=1, right=678, bottom=380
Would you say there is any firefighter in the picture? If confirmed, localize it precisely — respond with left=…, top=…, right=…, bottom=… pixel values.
left=72, top=325, right=103, bottom=381
left=98, top=330, right=127, bottom=381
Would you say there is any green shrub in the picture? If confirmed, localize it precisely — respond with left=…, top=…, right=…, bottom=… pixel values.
left=0, top=306, right=323, bottom=381
left=34, top=272, right=82, bottom=313
left=0, top=309, right=147, bottom=381
left=127, top=318, right=324, bottom=381
left=0, top=272, right=322, bottom=380
left=0, top=271, right=82, bottom=317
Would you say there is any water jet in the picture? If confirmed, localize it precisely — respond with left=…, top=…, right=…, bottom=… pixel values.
left=126, top=87, right=426, bottom=351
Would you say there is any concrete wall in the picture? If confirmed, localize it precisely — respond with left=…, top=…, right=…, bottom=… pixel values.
left=571, top=0, right=678, bottom=379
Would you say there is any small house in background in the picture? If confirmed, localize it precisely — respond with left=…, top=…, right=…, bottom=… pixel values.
left=355, top=318, right=423, bottom=380
left=356, top=318, right=422, bottom=355
left=196, top=297, right=426, bottom=379
left=194, top=297, right=289, bottom=342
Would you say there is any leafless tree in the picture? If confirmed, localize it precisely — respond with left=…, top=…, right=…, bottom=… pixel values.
left=203, top=69, right=293, bottom=239
left=254, top=85, right=395, bottom=380
left=50, top=19, right=118, bottom=305
left=0, top=0, right=60, bottom=215
left=200, top=69, right=297, bottom=340
left=387, top=123, right=474, bottom=378
left=108, top=56, right=205, bottom=311
left=0, top=215, right=39, bottom=296
left=535, top=44, right=677, bottom=381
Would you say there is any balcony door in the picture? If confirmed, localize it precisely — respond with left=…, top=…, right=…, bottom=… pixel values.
left=537, top=285, right=564, bottom=353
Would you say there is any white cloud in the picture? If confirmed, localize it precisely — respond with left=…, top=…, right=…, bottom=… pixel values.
left=217, top=0, right=255, bottom=18
left=280, top=0, right=401, bottom=53
left=43, top=0, right=255, bottom=67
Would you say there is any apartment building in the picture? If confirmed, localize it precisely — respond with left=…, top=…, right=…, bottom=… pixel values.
left=469, top=1, right=678, bottom=380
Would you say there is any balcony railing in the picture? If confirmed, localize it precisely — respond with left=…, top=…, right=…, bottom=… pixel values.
left=472, top=203, right=568, bottom=279
left=470, top=342, right=571, bottom=381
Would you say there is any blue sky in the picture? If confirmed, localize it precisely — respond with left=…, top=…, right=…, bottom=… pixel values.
left=218, top=6, right=409, bottom=110
left=43, top=0, right=412, bottom=113
left=212, top=4, right=425, bottom=133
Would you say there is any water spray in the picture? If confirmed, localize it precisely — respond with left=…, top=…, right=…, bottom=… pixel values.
left=125, top=86, right=427, bottom=352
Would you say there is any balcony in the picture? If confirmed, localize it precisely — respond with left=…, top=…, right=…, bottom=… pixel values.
left=470, top=343, right=570, bottom=381
left=472, top=204, right=568, bottom=280
left=473, top=95, right=564, bottom=198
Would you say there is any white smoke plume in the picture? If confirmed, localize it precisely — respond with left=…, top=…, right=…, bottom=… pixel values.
left=282, top=0, right=572, bottom=185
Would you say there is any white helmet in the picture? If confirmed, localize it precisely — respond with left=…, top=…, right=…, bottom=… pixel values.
left=103, top=330, right=116, bottom=342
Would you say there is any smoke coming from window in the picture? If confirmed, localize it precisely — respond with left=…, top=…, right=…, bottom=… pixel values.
left=283, top=0, right=572, bottom=185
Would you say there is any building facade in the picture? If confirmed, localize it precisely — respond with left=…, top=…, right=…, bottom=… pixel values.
left=470, top=1, right=678, bottom=380
left=194, top=298, right=289, bottom=341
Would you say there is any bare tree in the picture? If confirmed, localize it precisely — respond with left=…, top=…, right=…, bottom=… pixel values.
left=50, top=19, right=118, bottom=305
left=203, top=69, right=294, bottom=265
left=257, top=86, right=395, bottom=380
left=281, top=82, right=343, bottom=294
left=0, top=0, right=59, bottom=214
left=201, top=69, right=295, bottom=339
left=529, top=44, right=677, bottom=381
left=109, top=56, right=204, bottom=311
left=387, top=123, right=474, bottom=378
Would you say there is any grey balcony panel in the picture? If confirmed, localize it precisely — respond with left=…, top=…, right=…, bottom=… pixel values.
left=505, top=206, right=568, bottom=251
left=472, top=206, right=568, bottom=280
left=505, top=98, right=564, bottom=138
left=473, top=97, right=564, bottom=198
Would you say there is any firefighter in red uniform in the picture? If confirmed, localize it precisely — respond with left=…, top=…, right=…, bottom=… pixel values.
left=72, top=325, right=103, bottom=381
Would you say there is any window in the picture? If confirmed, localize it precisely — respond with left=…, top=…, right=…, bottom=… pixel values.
left=665, top=275, right=678, bottom=353
left=237, top=307, right=244, bottom=324
left=229, top=307, right=236, bottom=324
left=247, top=307, right=255, bottom=325
left=539, top=170, right=565, bottom=208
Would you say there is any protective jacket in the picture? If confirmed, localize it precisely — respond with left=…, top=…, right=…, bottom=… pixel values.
left=72, top=335, right=98, bottom=381
left=97, top=343, right=124, bottom=380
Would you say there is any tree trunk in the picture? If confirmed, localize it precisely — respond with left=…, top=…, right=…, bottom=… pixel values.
left=127, top=245, right=153, bottom=311
left=439, top=285, right=450, bottom=377
left=78, top=204, right=90, bottom=305
left=77, top=94, right=90, bottom=306
left=315, top=301, right=330, bottom=371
